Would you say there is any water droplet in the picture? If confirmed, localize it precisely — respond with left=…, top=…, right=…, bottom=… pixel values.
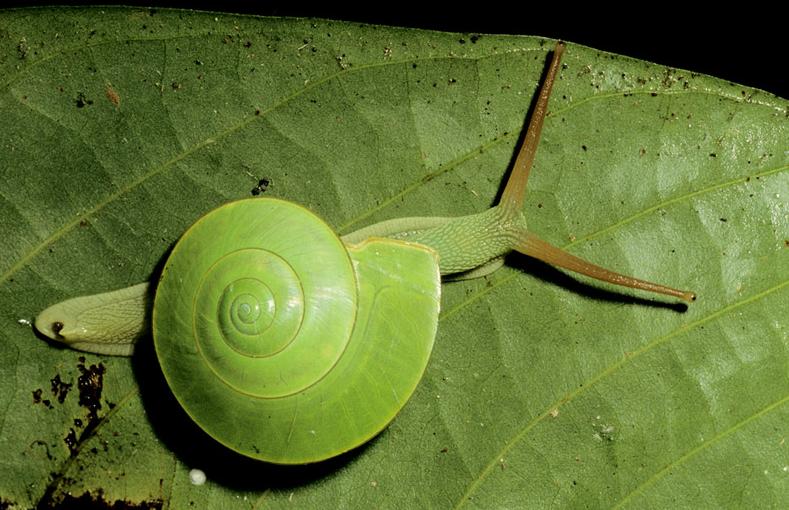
left=189, top=468, right=206, bottom=486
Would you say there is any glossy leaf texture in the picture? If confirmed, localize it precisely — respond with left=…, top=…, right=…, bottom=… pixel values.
left=1, top=7, right=787, bottom=509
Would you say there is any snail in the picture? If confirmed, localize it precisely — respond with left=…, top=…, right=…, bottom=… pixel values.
left=34, top=42, right=695, bottom=465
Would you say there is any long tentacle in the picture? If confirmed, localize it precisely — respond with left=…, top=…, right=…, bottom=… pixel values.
left=515, top=231, right=696, bottom=303
left=499, top=41, right=565, bottom=215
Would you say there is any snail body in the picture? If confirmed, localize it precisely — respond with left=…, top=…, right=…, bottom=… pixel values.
left=35, top=43, right=695, bottom=464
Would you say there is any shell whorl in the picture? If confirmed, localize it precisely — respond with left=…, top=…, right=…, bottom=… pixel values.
left=153, top=198, right=440, bottom=463
left=155, top=199, right=356, bottom=397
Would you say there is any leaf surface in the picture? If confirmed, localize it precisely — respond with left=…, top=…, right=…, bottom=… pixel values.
left=0, top=7, right=787, bottom=509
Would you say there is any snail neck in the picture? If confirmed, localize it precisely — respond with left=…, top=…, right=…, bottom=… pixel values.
left=396, top=206, right=525, bottom=275
left=344, top=206, right=526, bottom=276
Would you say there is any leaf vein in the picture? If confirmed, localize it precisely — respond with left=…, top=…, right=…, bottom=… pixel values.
left=452, top=278, right=789, bottom=509
left=612, top=392, right=789, bottom=509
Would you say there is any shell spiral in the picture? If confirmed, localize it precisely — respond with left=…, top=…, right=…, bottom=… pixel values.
left=153, top=198, right=441, bottom=464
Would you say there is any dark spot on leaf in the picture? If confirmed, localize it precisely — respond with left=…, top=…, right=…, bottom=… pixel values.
left=33, top=388, right=44, bottom=404
left=581, top=145, right=587, bottom=151
left=783, top=240, right=789, bottom=248
left=77, top=360, right=105, bottom=422
left=79, top=219, right=90, bottom=227
left=719, top=217, right=727, bottom=222
left=440, top=447, right=448, bottom=453
left=709, top=153, right=717, bottom=158
left=52, top=321, right=64, bottom=334
left=51, top=374, right=73, bottom=404
left=470, top=34, right=480, bottom=43
left=650, top=92, right=658, bottom=97
left=75, top=92, right=93, bottom=108
left=74, top=418, right=83, bottom=428
left=39, top=489, right=163, bottom=509
left=64, top=428, right=78, bottom=455
left=251, top=178, right=270, bottom=196
left=458, top=38, right=466, bottom=44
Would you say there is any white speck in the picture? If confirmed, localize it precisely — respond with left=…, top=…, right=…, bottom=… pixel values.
left=783, top=466, right=788, bottom=472
left=17, top=319, right=31, bottom=326
left=189, top=468, right=206, bottom=486
left=309, top=430, right=316, bottom=435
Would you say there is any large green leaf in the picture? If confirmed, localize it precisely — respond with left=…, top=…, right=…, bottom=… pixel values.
left=1, top=7, right=786, bottom=509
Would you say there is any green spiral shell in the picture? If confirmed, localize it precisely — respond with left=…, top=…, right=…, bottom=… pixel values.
left=153, top=198, right=441, bottom=464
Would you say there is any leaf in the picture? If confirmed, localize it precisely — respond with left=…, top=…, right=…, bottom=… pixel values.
left=1, top=7, right=787, bottom=509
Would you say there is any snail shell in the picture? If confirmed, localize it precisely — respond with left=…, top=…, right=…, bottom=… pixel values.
left=153, top=198, right=440, bottom=464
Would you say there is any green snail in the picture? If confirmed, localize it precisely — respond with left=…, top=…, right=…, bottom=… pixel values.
left=34, top=42, right=695, bottom=465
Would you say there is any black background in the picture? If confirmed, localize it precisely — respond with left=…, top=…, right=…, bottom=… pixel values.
left=5, top=2, right=786, bottom=98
